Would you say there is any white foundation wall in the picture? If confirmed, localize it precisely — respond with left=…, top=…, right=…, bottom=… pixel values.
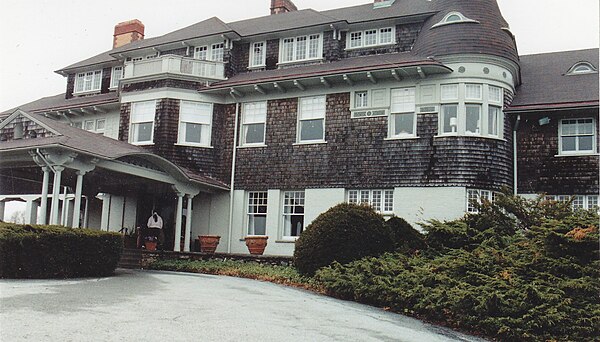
left=394, top=187, right=467, bottom=229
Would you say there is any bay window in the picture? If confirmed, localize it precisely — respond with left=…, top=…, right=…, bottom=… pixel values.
left=178, top=101, right=212, bottom=146
left=75, top=70, right=102, bottom=94
left=280, top=34, right=322, bottom=63
left=282, top=191, right=305, bottom=238
left=298, top=96, right=326, bottom=143
left=241, top=102, right=267, bottom=146
left=130, top=101, right=156, bottom=145
left=390, top=87, right=416, bottom=137
left=247, top=192, right=267, bottom=236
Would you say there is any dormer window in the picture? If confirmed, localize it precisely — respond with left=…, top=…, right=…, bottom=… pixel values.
left=74, top=70, right=102, bottom=94
left=249, top=41, right=266, bottom=68
left=279, top=34, right=322, bottom=64
left=567, top=62, right=597, bottom=75
left=432, top=12, right=479, bottom=28
left=346, top=27, right=395, bottom=50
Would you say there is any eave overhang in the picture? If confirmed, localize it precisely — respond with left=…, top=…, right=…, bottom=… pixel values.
left=505, top=101, right=600, bottom=114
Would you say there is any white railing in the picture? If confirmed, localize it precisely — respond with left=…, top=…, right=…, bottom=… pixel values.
left=123, top=55, right=226, bottom=81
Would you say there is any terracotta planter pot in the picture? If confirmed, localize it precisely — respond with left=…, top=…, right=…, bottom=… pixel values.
left=245, top=235, right=268, bottom=255
left=199, top=235, right=221, bottom=254
left=144, top=241, right=157, bottom=251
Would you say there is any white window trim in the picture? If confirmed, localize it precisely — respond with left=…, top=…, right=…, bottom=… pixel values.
left=278, top=33, right=323, bottom=65
left=389, top=87, right=417, bottom=139
left=248, top=41, right=267, bottom=69
left=83, top=118, right=106, bottom=133
left=566, top=62, right=598, bottom=75
left=74, top=70, right=103, bottom=95
left=558, top=118, right=597, bottom=155
left=280, top=190, right=305, bottom=240
left=432, top=11, right=480, bottom=28
left=110, top=66, right=123, bottom=89
left=466, top=189, right=496, bottom=213
left=129, top=100, right=156, bottom=146
left=345, top=27, right=396, bottom=50
left=347, top=189, right=394, bottom=215
left=297, top=95, right=326, bottom=144
left=240, top=101, right=268, bottom=147
left=438, top=83, right=503, bottom=139
left=246, top=191, right=268, bottom=236
left=177, top=101, right=213, bottom=148
left=194, top=43, right=225, bottom=62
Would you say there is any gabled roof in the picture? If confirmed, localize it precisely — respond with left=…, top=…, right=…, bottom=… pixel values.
left=322, top=0, right=435, bottom=23
left=0, top=110, right=229, bottom=190
left=507, top=48, right=599, bottom=112
left=0, top=92, right=119, bottom=119
left=57, top=50, right=119, bottom=74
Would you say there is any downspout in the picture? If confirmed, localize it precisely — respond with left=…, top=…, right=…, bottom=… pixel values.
left=513, top=115, right=521, bottom=195
left=227, top=102, right=240, bottom=253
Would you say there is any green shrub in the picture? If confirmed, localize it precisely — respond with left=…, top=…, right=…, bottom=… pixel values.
left=315, top=194, right=600, bottom=341
left=293, top=203, right=394, bottom=276
left=385, top=217, right=426, bottom=253
left=0, top=223, right=123, bottom=278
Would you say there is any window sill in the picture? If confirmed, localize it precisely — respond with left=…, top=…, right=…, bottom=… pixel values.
left=345, top=43, right=396, bottom=51
left=237, top=144, right=267, bottom=149
left=554, top=153, right=599, bottom=157
left=175, top=143, right=213, bottom=148
left=275, top=239, right=298, bottom=244
left=130, top=142, right=154, bottom=146
left=277, top=58, right=323, bottom=67
left=434, top=134, right=506, bottom=142
left=384, top=136, right=419, bottom=141
left=73, top=90, right=101, bottom=96
left=247, top=65, right=266, bottom=71
left=293, top=141, right=327, bottom=146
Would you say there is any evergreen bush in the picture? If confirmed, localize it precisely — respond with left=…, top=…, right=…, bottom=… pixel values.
left=315, top=194, right=600, bottom=341
left=0, top=223, right=123, bottom=278
left=385, top=216, right=426, bottom=253
left=293, top=203, right=394, bottom=276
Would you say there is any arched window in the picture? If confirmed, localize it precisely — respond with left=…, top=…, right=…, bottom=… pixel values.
left=567, top=62, right=597, bottom=75
left=432, top=12, right=479, bottom=28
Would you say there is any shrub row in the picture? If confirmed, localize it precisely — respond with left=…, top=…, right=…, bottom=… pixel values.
left=0, top=223, right=123, bottom=278
left=314, top=195, right=600, bottom=341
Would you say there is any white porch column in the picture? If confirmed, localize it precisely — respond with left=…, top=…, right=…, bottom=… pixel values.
left=49, top=166, right=64, bottom=225
left=0, top=201, right=5, bottom=221
left=61, top=187, right=69, bottom=226
left=173, top=193, right=184, bottom=252
left=71, top=171, right=85, bottom=228
left=24, top=200, right=38, bottom=224
left=183, top=194, right=195, bottom=252
left=39, top=166, right=50, bottom=225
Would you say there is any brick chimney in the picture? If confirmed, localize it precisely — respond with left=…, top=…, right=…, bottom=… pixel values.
left=113, top=19, right=145, bottom=49
left=270, top=0, right=297, bottom=15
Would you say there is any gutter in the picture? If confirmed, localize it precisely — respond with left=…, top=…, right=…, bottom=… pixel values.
left=513, top=115, right=521, bottom=195
left=227, top=102, right=240, bottom=253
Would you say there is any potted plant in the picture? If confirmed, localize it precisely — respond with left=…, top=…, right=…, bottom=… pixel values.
left=245, top=235, right=268, bottom=255
left=144, top=236, right=158, bottom=251
left=198, top=235, right=221, bottom=254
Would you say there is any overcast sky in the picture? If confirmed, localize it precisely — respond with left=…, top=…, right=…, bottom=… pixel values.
left=0, top=0, right=598, bottom=112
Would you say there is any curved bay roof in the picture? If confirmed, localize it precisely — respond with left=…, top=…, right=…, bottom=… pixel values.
left=507, top=48, right=599, bottom=112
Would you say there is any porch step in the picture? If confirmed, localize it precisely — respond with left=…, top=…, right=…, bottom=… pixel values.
left=118, top=248, right=143, bottom=269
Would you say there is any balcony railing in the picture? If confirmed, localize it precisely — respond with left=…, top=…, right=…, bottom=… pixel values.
left=123, top=55, right=226, bottom=81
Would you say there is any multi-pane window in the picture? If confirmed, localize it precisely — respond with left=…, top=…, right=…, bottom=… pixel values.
left=546, top=195, right=599, bottom=211
left=346, top=27, right=395, bottom=49
left=178, top=101, right=212, bottom=146
left=75, top=70, right=102, bottom=94
left=241, top=102, right=267, bottom=145
left=249, top=42, right=266, bottom=67
left=560, top=118, right=596, bottom=154
left=83, top=118, right=106, bottom=133
left=355, top=91, right=368, bottom=108
left=247, top=192, right=267, bottom=235
left=110, top=66, right=123, bottom=88
left=440, top=83, right=502, bottom=137
left=347, top=189, right=394, bottom=214
left=280, top=34, right=322, bottom=63
left=467, top=189, right=494, bottom=213
left=193, top=44, right=224, bottom=62
left=130, top=101, right=156, bottom=144
left=390, top=87, right=416, bottom=137
left=298, top=96, right=326, bottom=142
left=282, top=191, right=305, bottom=238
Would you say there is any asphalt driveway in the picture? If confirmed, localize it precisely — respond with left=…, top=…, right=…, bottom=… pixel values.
left=0, top=269, right=484, bottom=341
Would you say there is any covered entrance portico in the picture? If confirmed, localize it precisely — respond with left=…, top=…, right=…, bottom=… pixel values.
left=0, top=110, right=228, bottom=252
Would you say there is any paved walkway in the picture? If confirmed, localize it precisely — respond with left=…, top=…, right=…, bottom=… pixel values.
left=0, top=270, right=485, bottom=341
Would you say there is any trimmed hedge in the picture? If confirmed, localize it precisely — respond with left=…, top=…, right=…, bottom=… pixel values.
left=0, top=223, right=123, bottom=278
left=385, top=216, right=426, bottom=253
left=294, top=203, right=394, bottom=276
